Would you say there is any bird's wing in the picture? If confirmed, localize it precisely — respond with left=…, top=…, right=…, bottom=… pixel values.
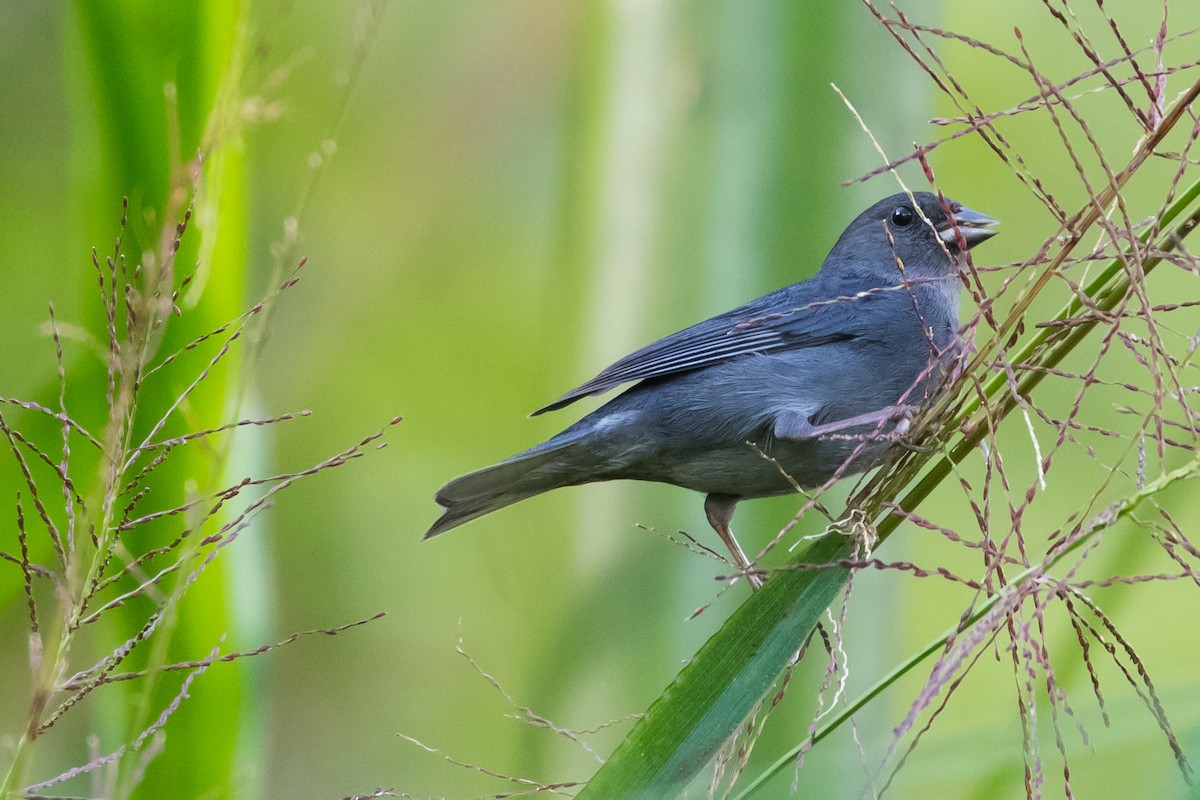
left=533, top=281, right=879, bottom=415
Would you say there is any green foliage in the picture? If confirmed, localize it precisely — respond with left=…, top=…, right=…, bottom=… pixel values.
left=580, top=533, right=853, bottom=798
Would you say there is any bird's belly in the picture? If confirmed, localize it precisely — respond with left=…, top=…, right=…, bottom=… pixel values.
left=614, top=435, right=891, bottom=498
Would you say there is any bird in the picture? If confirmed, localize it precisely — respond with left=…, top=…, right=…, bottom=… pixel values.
left=426, top=191, right=998, bottom=587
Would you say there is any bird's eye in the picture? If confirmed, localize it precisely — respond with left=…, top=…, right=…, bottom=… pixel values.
left=891, top=205, right=915, bottom=227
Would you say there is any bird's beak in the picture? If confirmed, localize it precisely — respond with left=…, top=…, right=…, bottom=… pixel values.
left=938, top=205, right=999, bottom=250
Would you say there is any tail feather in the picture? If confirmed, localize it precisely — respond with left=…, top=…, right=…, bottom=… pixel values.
left=425, top=433, right=589, bottom=538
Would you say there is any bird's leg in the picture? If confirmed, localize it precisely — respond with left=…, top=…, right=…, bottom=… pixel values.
left=704, top=493, right=763, bottom=589
left=810, top=404, right=918, bottom=438
left=775, top=404, right=919, bottom=442
left=816, top=404, right=937, bottom=453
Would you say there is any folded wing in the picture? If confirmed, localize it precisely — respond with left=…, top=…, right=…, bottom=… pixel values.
left=532, top=280, right=876, bottom=415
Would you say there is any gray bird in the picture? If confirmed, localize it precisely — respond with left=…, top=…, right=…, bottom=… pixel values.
left=426, top=191, right=997, bottom=585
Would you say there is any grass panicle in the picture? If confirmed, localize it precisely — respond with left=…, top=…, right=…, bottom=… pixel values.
left=0, top=197, right=396, bottom=797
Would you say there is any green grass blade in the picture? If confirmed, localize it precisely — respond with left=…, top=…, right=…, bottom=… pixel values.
left=577, top=533, right=854, bottom=798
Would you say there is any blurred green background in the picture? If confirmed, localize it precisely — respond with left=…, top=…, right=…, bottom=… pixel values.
left=2, top=1, right=1199, bottom=798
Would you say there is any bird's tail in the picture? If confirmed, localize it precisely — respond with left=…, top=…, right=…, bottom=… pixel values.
left=425, top=431, right=592, bottom=538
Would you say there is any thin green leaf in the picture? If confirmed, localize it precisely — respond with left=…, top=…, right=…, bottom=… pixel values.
left=576, top=532, right=853, bottom=799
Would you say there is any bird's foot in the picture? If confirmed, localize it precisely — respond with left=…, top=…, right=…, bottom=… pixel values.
left=816, top=509, right=877, bottom=558
left=778, top=404, right=920, bottom=442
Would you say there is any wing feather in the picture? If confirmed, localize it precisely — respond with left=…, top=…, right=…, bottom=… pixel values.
left=532, top=282, right=874, bottom=415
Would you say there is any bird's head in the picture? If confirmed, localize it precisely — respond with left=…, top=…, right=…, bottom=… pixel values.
left=827, top=191, right=999, bottom=279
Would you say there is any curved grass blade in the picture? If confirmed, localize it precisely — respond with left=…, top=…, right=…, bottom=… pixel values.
left=576, top=532, right=853, bottom=798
